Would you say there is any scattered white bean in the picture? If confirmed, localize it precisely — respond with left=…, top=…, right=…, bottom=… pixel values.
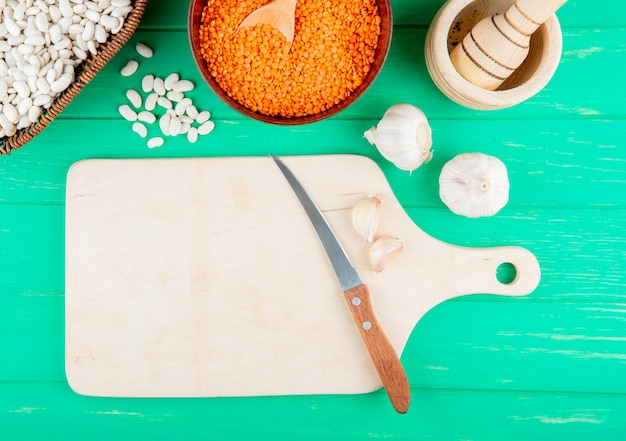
left=172, top=80, right=194, bottom=93
left=142, top=75, right=155, bottom=93
left=157, top=96, right=172, bottom=110
left=118, top=104, right=137, bottom=122
left=126, top=89, right=142, bottom=108
left=167, top=91, right=184, bottom=102
left=180, top=122, right=191, bottom=135
left=120, top=60, right=139, bottom=77
left=159, top=113, right=171, bottom=136
left=145, top=92, right=158, bottom=111
left=132, top=122, right=148, bottom=138
left=117, top=58, right=215, bottom=148
left=164, top=73, right=179, bottom=90
left=137, top=110, right=156, bottom=124
left=136, top=43, right=154, bottom=58
left=196, top=111, right=211, bottom=124
left=147, top=136, right=164, bottom=149
left=186, top=105, right=199, bottom=119
left=175, top=98, right=192, bottom=116
left=169, top=116, right=182, bottom=137
left=153, top=78, right=166, bottom=96
left=198, top=120, right=215, bottom=136
left=187, top=127, right=199, bottom=143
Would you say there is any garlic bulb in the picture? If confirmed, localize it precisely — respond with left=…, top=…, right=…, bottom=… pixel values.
left=370, top=236, right=404, bottom=273
left=364, top=104, right=433, bottom=172
left=352, top=195, right=382, bottom=243
left=439, top=152, right=509, bottom=218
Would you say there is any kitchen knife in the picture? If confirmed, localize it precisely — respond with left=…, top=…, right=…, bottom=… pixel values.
left=270, top=154, right=411, bottom=413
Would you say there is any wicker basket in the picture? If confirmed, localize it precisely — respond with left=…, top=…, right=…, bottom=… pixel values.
left=0, top=0, right=148, bottom=156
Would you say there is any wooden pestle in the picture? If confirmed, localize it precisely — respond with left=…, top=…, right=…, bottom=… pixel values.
left=450, top=0, right=567, bottom=90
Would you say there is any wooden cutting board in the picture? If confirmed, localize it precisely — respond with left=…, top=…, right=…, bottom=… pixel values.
left=65, top=155, right=540, bottom=397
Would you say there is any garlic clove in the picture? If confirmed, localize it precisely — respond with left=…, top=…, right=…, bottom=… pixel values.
left=439, top=152, right=510, bottom=218
left=364, top=103, right=433, bottom=172
left=370, top=236, right=404, bottom=273
left=352, top=195, right=382, bottom=243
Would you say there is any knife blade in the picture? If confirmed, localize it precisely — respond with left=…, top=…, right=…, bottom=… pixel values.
left=270, top=154, right=411, bottom=413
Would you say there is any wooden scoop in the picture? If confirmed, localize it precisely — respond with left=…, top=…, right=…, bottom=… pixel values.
left=238, top=0, right=297, bottom=44
left=450, top=0, right=567, bottom=90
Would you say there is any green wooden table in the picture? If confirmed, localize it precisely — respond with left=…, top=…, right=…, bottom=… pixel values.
left=2, top=0, right=625, bottom=439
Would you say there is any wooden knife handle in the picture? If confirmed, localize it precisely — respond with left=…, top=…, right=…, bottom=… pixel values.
left=344, top=284, right=411, bottom=413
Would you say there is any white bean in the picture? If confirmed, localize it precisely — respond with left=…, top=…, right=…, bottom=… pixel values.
left=164, top=73, right=179, bottom=90
left=3, top=103, right=18, bottom=124
left=175, top=97, right=192, bottom=116
left=147, top=137, right=164, bottom=149
left=126, top=89, right=142, bottom=108
left=185, top=105, right=199, bottom=119
left=36, top=77, right=50, bottom=94
left=28, top=105, right=41, bottom=123
left=33, top=94, right=52, bottom=107
left=141, top=74, right=154, bottom=93
left=100, top=15, right=120, bottom=30
left=144, top=92, right=158, bottom=111
left=94, top=24, right=107, bottom=43
left=132, top=122, right=148, bottom=138
left=13, top=80, right=31, bottom=99
left=137, top=110, right=156, bottom=124
left=120, top=60, right=138, bottom=77
left=0, top=81, right=8, bottom=101
left=172, top=80, right=194, bottom=93
left=50, top=75, right=72, bottom=93
left=198, top=120, right=215, bottom=136
left=85, top=9, right=101, bottom=23
left=159, top=113, right=171, bottom=136
left=118, top=104, right=137, bottom=121
left=166, top=90, right=184, bottom=102
left=168, top=116, right=182, bottom=136
left=0, top=115, right=13, bottom=132
left=157, top=96, right=172, bottom=110
left=17, top=97, right=33, bottom=116
left=187, top=127, right=199, bottom=144
left=196, top=111, right=211, bottom=124
left=153, top=77, right=166, bottom=96
left=135, top=42, right=153, bottom=58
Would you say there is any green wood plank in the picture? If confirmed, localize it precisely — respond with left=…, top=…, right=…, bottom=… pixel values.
left=0, top=205, right=64, bottom=294
left=55, top=27, right=626, bottom=121
left=137, top=0, right=626, bottom=28
left=1, top=382, right=625, bottom=441
left=2, top=118, right=624, bottom=207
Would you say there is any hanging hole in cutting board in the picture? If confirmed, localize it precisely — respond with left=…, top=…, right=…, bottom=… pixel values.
left=496, top=262, right=517, bottom=285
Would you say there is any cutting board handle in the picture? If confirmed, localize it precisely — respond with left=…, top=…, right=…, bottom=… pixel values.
left=441, top=244, right=541, bottom=299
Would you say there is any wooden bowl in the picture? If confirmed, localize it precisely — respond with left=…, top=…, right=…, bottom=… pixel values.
left=188, top=0, right=392, bottom=125
left=425, top=0, right=563, bottom=110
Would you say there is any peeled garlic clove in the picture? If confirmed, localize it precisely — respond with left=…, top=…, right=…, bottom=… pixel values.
left=364, top=103, right=433, bottom=172
left=352, top=195, right=382, bottom=243
left=370, top=236, right=404, bottom=273
left=439, top=152, right=509, bottom=218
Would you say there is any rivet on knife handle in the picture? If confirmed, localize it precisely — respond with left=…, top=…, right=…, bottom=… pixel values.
left=270, top=154, right=411, bottom=413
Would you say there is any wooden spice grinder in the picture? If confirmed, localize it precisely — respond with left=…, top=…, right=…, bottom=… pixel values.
left=450, top=0, right=567, bottom=90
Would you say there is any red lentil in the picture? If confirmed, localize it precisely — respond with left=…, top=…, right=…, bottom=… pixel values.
left=198, top=0, right=381, bottom=118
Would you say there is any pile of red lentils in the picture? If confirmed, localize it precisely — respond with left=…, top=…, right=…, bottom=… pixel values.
left=198, top=0, right=381, bottom=118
